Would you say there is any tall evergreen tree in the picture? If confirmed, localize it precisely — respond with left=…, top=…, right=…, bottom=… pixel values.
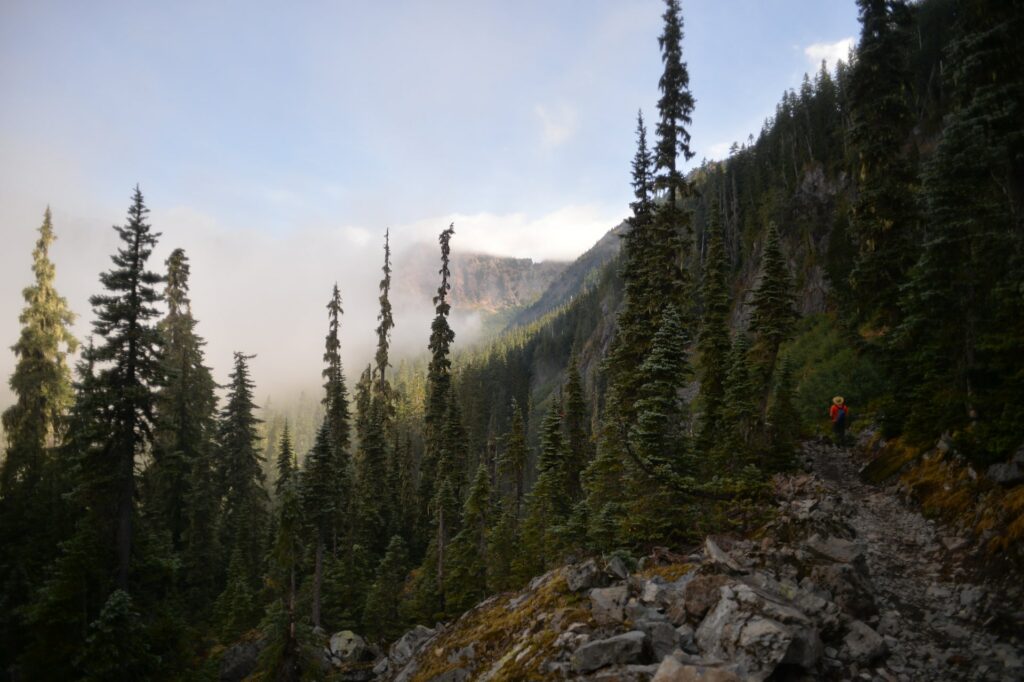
left=519, top=400, right=570, bottom=574
left=274, top=421, right=296, bottom=498
left=87, top=186, right=165, bottom=590
left=216, top=352, right=268, bottom=579
left=1, top=207, right=77, bottom=494
left=152, top=248, right=217, bottom=552
left=322, top=285, right=352, bottom=555
left=847, top=0, right=918, bottom=330
left=363, top=535, right=409, bottom=642
left=498, top=399, right=528, bottom=519
left=444, top=464, right=491, bottom=614
left=419, top=224, right=457, bottom=541
left=766, top=356, right=800, bottom=472
left=696, top=196, right=732, bottom=454
left=718, top=335, right=757, bottom=472
left=301, top=421, right=334, bottom=629
left=561, top=354, right=592, bottom=502
left=749, top=222, right=797, bottom=394
left=374, top=230, right=395, bottom=409
left=0, top=207, right=77, bottom=672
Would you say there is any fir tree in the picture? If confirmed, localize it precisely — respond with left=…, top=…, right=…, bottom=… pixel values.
left=214, top=548, right=259, bottom=642
left=363, top=535, right=409, bottom=643
left=75, top=590, right=157, bottom=682
left=519, top=400, right=569, bottom=574
left=274, top=421, right=296, bottom=499
left=444, top=464, right=490, bottom=615
left=561, top=354, right=592, bottom=502
left=654, top=0, right=696, bottom=196
left=419, top=224, right=457, bottom=542
left=217, top=352, right=268, bottom=579
left=749, top=222, right=797, bottom=393
left=1, top=206, right=77, bottom=493
left=300, top=421, right=334, bottom=629
left=847, top=0, right=918, bottom=331
left=486, top=500, right=520, bottom=592
left=718, top=335, right=757, bottom=471
left=498, top=399, right=528, bottom=518
left=374, top=230, right=395, bottom=409
left=696, top=195, right=732, bottom=455
left=0, top=208, right=77, bottom=668
left=152, top=248, right=217, bottom=552
left=766, top=356, right=800, bottom=472
left=322, top=285, right=352, bottom=555
left=86, top=185, right=165, bottom=590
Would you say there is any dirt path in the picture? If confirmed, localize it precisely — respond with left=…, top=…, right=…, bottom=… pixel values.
left=804, top=440, right=1023, bottom=681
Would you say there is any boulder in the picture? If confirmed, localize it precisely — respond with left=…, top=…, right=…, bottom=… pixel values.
left=695, top=584, right=822, bottom=681
left=704, top=538, right=745, bottom=573
left=328, top=630, right=366, bottom=664
left=809, top=562, right=877, bottom=619
left=566, top=559, right=605, bottom=592
left=652, top=655, right=744, bottom=682
left=987, top=445, right=1024, bottom=486
left=804, top=534, right=865, bottom=565
left=842, top=619, right=887, bottom=665
left=606, top=555, right=632, bottom=580
left=572, top=630, right=648, bottom=673
left=219, top=637, right=267, bottom=682
left=388, top=624, right=436, bottom=669
left=590, top=585, right=630, bottom=625
left=668, top=574, right=730, bottom=625
left=637, top=619, right=679, bottom=659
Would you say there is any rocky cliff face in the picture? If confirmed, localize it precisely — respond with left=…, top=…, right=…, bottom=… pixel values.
left=394, top=248, right=567, bottom=315
left=356, top=440, right=1022, bottom=682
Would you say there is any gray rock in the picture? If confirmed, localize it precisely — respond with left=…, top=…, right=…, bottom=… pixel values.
left=704, top=537, right=745, bottom=573
left=843, top=620, right=887, bottom=665
left=328, top=630, right=366, bottom=664
left=986, top=444, right=1024, bottom=486
left=959, top=585, right=985, bottom=609
left=388, top=624, right=436, bottom=668
left=804, top=533, right=865, bottom=565
left=607, top=554, right=632, bottom=580
left=668, top=574, right=731, bottom=625
left=572, top=630, right=648, bottom=673
left=638, top=619, right=679, bottom=659
left=696, top=584, right=822, bottom=681
left=676, top=624, right=698, bottom=654
left=590, top=584, right=630, bottom=625
left=651, top=655, right=744, bottom=681
left=219, top=637, right=267, bottom=682
left=566, top=559, right=605, bottom=592
left=876, top=610, right=901, bottom=636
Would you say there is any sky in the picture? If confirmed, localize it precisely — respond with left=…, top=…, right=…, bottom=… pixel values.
left=0, top=0, right=859, bottom=408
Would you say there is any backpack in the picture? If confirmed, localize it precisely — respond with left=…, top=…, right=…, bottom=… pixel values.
left=835, top=405, right=847, bottom=427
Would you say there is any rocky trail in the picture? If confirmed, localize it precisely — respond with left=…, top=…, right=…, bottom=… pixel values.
left=805, top=440, right=1023, bottom=680
left=232, top=440, right=1024, bottom=682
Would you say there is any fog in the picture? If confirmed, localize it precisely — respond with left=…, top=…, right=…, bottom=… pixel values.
left=0, top=196, right=617, bottom=412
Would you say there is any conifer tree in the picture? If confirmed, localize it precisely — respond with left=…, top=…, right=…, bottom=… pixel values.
left=561, top=354, right=592, bottom=502
left=444, top=464, right=490, bottom=614
left=498, top=399, right=528, bottom=518
left=374, top=230, right=395, bottom=410
left=718, top=335, right=756, bottom=471
left=766, top=356, right=800, bottom=472
left=274, top=421, right=296, bottom=498
left=322, top=285, right=352, bottom=558
left=749, top=222, right=797, bottom=393
left=353, top=397, right=389, bottom=557
left=486, top=500, right=520, bottom=592
left=260, top=464, right=309, bottom=680
left=0, top=208, right=77, bottom=666
left=363, top=535, right=409, bottom=643
left=696, top=196, right=732, bottom=455
left=87, top=186, right=165, bottom=591
left=217, top=352, right=268, bottom=579
left=152, top=248, right=217, bottom=552
left=0, top=206, right=77, bottom=494
left=75, top=590, right=157, bottom=682
left=419, top=224, right=456, bottom=539
left=847, top=0, right=918, bottom=330
left=300, top=422, right=334, bottom=629
left=214, top=548, right=259, bottom=642
left=520, top=400, right=570, bottom=574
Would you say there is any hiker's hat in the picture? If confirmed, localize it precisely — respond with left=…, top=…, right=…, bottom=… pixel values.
left=833, top=396, right=844, bottom=406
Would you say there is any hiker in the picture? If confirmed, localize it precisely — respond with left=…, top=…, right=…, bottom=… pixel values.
left=830, top=396, right=848, bottom=446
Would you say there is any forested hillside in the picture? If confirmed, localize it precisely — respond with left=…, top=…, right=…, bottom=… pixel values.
left=0, top=0, right=1021, bottom=680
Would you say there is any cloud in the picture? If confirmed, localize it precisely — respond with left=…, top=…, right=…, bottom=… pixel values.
left=804, top=37, right=855, bottom=72
left=534, top=102, right=579, bottom=148
left=706, top=141, right=733, bottom=160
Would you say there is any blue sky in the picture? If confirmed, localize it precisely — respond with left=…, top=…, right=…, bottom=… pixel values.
left=0, top=0, right=859, bottom=402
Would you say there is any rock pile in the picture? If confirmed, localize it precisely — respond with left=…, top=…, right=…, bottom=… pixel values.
left=367, top=442, right=1021, bottom=681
